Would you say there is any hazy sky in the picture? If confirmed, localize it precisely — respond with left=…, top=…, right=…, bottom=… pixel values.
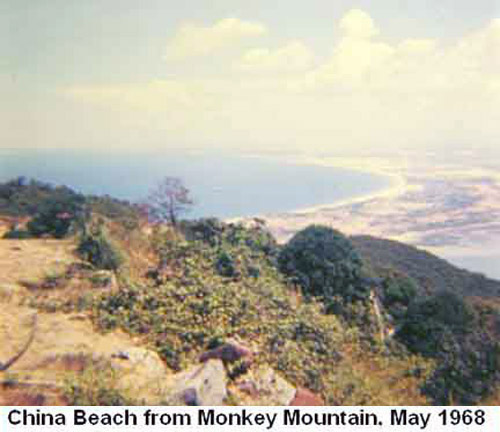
left=1, top=1, right=499, bottom=155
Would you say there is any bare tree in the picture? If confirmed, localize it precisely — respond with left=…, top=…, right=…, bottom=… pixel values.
left=144, top=177, right=194, bottom=227
left=0, top=315, right=37, bottom=372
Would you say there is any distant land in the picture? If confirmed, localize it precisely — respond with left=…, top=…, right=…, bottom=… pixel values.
left=1, top=174, right=499, bottom=406
left=234, top=150, right=500, bottom=280
left=0, top=148, right=391, bottom=219
left=2, top=148, right=500, bottom=279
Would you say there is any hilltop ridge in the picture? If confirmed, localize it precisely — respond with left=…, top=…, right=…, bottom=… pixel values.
left=0, top=178, right=499, bottom=406
left=352, top=235, right=500, bottom=297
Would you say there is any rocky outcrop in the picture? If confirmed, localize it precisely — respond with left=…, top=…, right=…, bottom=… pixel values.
left=164, top=359, right=227, bottom=406
left=198, top=339, right=325, bottom=406
left=199, top=340, right=253, bottom=365
left=289, top=387, right=325, bottom=406
left=232, top=367, right=297, bottom=405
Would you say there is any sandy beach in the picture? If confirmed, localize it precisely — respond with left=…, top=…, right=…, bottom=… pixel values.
left=236, top=152, right=500, bottom=279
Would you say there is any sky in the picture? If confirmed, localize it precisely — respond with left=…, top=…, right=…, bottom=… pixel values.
left=1, top=0, right=499, bottom=155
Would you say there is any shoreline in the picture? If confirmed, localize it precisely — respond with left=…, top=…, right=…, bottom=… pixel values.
left=239, top=153, right=500, bottom=281
left=281, top=155, right=408, bottom=215
left=226, top=154, right=407, bottom=224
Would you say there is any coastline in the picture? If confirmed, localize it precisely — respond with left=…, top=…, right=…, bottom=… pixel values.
left=282, top=155, right=408, bottom=215
left=229, top=154, right=412, bottom=242
left=226, top=154, right=405, bottom=224
left=236, top=153, right=500, bottom=280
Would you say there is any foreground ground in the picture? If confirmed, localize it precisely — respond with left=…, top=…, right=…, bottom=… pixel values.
left=0, top=234, right=431, bottom=406
left=0, top=238, right=170, bottom=405
left=0, top=214, right=499, bottom=406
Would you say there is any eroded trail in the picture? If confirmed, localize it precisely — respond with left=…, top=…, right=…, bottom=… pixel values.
left=0, top=238, right=169, bottom=405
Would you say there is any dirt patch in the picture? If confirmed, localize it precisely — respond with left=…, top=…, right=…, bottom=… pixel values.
left=0, top=237, right=171, bottom=405
left=0, top=238, right=76, bottom=292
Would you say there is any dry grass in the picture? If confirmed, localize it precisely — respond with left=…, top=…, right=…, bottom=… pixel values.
left=335, top=345, right=432, bottom=405
left=0, top=383, right=65, bottom=406
left=0, top=236, right=172, bottom=405
left=482, top=387, right=500, bottom=405
left=0, top=238, right=76, bottom=291
left=106, top=220, right=158, bottom=280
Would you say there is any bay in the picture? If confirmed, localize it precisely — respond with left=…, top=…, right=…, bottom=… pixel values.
left=0, top=149, right=392, bottom=219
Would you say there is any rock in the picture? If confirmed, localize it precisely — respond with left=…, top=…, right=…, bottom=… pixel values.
left=236, top=380, right=259, bottom=397
left=165, top=359, right=227, bottom=406
left=289, top=387, right=325, bottom=406
left=232, top=367, right=296, bottom=405
left=199, top=340, right=253, bottom=365
left=0, top=285, right=18, bottom=302
left=110, top=347, right=166, bottom=377
left=111, top=350, right=130, bottom=360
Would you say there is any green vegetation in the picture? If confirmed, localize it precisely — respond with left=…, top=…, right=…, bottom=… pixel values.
left=64, top=360, right=134, bottom=405
left=93, top=222, right=353, bottom=397
left=27, top=194, right=87, bottom=239
left=398, top=292, right=475, bottom=356
left=1, top=177, right=140, bottom=239
left=352, top=235, right=500, bottom=297
left=0, top=177, right=87, bottom=238
left=77, top=223, right=124, bottom=271
left=381, top=273, right=418, bottom=319
left=397, top=292, right=500, bottom=404
left=2, top=177, right=499, bottom=406
left=87, top=195, right=140, bottom=230
left=278, top=225, right=367, bottom=301
left=0, top=177, right=59, bottom=217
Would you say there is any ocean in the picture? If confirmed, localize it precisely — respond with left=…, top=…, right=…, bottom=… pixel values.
left=0, top=149, right=392, bottom=219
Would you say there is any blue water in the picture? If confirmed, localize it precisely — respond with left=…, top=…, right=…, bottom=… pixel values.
left=0, top=149, right=392, bottom=219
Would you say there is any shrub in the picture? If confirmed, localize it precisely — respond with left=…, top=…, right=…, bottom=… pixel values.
left=243, top=224, right=278, bottom=256
left=397, top=292, right=475, bottom=357
left=215, top=250, right=238, bottom=278
left=64, top=360, right=133, bottom=405
left=0, top=177, right=55, bottom=217
left=27, top=189, right=87, bottom=238
left=423, top=332, right=500, bottom=405
left=87, top=195, right=140, bottom=230
left=77, top=229, right=123, bottom=271
left=181, top=218, right=224, bottom=247
left=397, top=292, right=500, bottom=404
left=381, top=274, right=418, bottom=319
left=278, top=225, right=366, bottom=301
left=3, top=229, right=32, bottom=239
left=181, top=219, right=278, bottom=257
left=383, top=275, right=417, bottom=306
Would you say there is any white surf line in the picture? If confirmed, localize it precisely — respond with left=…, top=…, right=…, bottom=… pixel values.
left=225, top=154, right=409, bottom=223
left=272, top=155, right=408, bottom=215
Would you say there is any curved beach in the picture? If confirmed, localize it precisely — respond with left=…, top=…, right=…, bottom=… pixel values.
left=253, top=153, right=500, bottom=280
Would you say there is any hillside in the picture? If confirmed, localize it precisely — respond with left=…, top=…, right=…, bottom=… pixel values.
left=352, top=235, right=500, bottom=297
left=0, top=221, right=432, bottom=406
left=0, top=178, right=499, bottom=406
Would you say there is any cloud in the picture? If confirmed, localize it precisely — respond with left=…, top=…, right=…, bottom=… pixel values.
left=165, top=18, right=267, bottom=61
left=60, top=9, right=500, bottom=153
left=65, top=79, right=209, bottom=110
left=339, top=8, right=379, bottom=39
left=397, top=38, right=437, bottom=54
left=62, top=79, right=217, bottom=135
left=236, top=41, right=314, bottom=73
left=300, top=9, right=499, bottom=95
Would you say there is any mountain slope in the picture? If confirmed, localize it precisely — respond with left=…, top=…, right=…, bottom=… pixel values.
left=351, top=235, right=500, bottom=297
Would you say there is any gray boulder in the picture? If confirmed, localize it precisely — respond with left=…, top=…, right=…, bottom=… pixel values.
left=165, top=359, right=227, bottom=406
left=233, top=367, right=296, bottom=405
